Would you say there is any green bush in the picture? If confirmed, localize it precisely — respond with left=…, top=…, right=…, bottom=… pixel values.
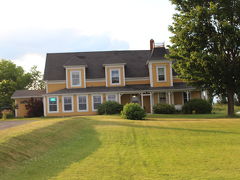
left=121, top=103, right=146, bottom=120
left=97, top=101, right=123, bottom=115
left=153, top=103, right=175, bottom=114
left=182, top=99, right=212, bottom=114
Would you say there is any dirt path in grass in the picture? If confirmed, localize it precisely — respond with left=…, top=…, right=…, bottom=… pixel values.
left=0, top=120, right=36, bottom=130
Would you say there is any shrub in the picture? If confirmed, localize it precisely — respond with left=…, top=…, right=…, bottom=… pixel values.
left=153, top=103, right=175, bottom=114
left=121, top=103, right=146, bottom=120
left=182, top=99, right=212, bottom=114
left=97, top=101, right=123, bottom=115
left=25, top=98, right=44, bottom=117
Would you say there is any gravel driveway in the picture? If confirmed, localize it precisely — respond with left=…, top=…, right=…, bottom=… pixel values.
left=0, top=120, right=36, bottom=130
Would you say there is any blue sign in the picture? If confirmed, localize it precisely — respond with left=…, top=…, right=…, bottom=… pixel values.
left=50, top=97, right=56, bottom=102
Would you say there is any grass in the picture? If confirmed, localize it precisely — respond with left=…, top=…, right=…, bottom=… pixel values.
left=1, top=105, right=240, bottom=179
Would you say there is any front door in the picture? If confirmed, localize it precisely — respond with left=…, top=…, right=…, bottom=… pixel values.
left=143, top=96, right=151, bottom=113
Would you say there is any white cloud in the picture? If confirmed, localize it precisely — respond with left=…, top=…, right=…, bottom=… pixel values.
left=13, top=53, right=46, bottom=73
left=0, top=0, right=175, bottom=71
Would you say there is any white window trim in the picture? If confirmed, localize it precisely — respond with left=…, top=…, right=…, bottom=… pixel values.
left=92, top=94, right=103, bottom=111
left=156, top=65, right=167, bottom=82
left=107, top=94, right=118, bottom=102
left=62, top=96, right=73, bottom=113
left=110, top=68, right=121, bottom=85
left=48, top=96, right=59, bottom=113
left=77, top=95, right=88, bottom=112
left=70, top=71, right=81, bottom=87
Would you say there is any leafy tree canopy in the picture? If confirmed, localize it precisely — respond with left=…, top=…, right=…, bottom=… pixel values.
left=168, top=0, right=240, bottom=116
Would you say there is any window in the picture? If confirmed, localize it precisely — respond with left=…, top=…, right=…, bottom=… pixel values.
left=107, top=94, right=117, bottom=102
left=111, top=69, right=120, bottom=84
left=63, top=96, right=73, bottom=112
left=159, top=92, right=167, bottom=104
left=48, top=97, right=58, bottom=112
left=183, top=92, right=190, bottom=104
left=78, top=95, right=88, bottom=111
left=71, top=71, right=81, bottom=86
left=131, top=95, right=139, bottom=103
left=92, top=95, right=102, bottom=110
left=157, top=66, right=166, bottom=81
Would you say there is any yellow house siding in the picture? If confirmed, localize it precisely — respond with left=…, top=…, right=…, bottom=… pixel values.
left=66, top=68, right=86, bottom=89
left=153, top=93, right=159, bottom=105
left=126, top=80, right=150, bottom=85
left=105, top=66, right=125, bottom=87
left=47, top=83, right=66, bottom=93
left=151, top=62, right=172, bottom=87
left=86, top=81, right=105, bottom=87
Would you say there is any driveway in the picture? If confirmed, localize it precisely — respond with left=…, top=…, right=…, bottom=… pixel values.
left=0, top=120, right=36, bottom=130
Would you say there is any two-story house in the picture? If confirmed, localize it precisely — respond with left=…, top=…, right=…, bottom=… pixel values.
left=12, top=39, right=203, bottom=117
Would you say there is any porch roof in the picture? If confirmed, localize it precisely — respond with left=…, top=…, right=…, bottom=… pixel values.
left=46, top=83, right=196, bottom=95
left=12, top=90, right=46, bottom=99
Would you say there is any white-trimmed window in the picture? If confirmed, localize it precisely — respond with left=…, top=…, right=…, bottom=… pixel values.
left=48, top=97, right=58, bottom=112
left=92, top=95, right=102, bottom=111
left=111, top=69, right=120, bottom=84
left=107, top=94, right=117, bottom=102
left=157, top=66, right=166, bottom=81
left=63, top=96, right=73, bottom=112
left=71, top=71, right=81, bottom=86
left=159, top=92, right=167, bottom=104
left=78, top=95, right=88, bottom=111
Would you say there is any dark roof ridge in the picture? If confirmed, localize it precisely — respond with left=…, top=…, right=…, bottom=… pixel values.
left=46, top=49, right=149, bottom=55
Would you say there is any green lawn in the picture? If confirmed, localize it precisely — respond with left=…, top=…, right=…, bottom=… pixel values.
left=1, top=112, right=240, bottom=179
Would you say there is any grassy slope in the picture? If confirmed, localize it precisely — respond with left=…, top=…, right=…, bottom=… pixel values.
left=1, top=112, right=240, bottom=180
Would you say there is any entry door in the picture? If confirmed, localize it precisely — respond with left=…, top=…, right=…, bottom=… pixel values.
left=143, top=96, right=151, bottom=113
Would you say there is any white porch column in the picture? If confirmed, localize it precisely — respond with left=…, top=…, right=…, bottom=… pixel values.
left=171, top=92, right=174, bottom=105
left=150, top=92, right=153, bottom=113
left=141, top=93, right=144, bottom=108
left=43, top=96, right=46, bottom=117
left=168, top=92, right=171, bottom=105
left=119, top=94, right=122, bottom=104
left=186, top=91, right=190, bottom=102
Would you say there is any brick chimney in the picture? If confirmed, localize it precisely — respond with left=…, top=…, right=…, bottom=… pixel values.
left=150, top=39, right=154, bottom=50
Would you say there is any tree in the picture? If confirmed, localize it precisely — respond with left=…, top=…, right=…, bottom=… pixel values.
left=25, top=98, right=44, bottom=117
left=27, top=66, right=45, bottom=90
left=168, top=0, right=240, bottom=116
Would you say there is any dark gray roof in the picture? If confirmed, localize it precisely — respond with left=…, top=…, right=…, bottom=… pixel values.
left=12, top=90, right=46, bottom=98
left=47, top=83, right=194, bottom=95
left=149, top=47, right=169, bottom=60
left=44, top=47, right=170, bottom=81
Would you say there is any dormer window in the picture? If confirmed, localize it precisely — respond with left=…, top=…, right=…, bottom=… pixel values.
left=157, top=66, right=166, bottom=82
left=71, top=71, right=81, bottom=86
left=111, top=69, right=120, bottom=85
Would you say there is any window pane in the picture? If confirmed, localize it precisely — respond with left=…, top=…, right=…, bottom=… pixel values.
left=111, top=70, right=120, bottom=84
left=158, top=67, right=165, bottom=81
left=71, top=71, right=81, bottom=86
left=63, top=97, right=72, bottom=111
left=108, top=95, right=116, bottom=101
left=49, top=105, right=57, bottom=112
left=78, top=96, right=87, bottom=111
left=93, top=96, right=102, bottom=110
left=159, top=93, right=166, bottom=104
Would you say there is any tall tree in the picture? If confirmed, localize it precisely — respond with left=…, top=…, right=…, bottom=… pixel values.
left=27, top=66, right=45, bottom=90
left=0, top=60, right=32, bottom=110
left=168, top=0, right=240, bottom=116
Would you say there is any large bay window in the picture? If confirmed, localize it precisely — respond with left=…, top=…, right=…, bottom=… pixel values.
left=78, top=95, right=88, bottom=111
left=48, top=97, right=58, bottom=113
left=111, top=69, right=120, bottom=84
left=71, top=71, right=81, bottom=86
left=157, top=66, right=166, bottom=82
left=92, top=95, right=102, bottom=111
left=63, top=96, right=73, bottom=112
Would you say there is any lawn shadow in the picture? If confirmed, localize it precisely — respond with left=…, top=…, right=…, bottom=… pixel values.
left=0, top=117, right=101, bottom=180
left=91, top=119, right=240, bottom=135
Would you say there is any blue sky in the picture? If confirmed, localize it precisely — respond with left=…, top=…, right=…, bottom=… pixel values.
left=0, top=0, right=175, bottom=72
